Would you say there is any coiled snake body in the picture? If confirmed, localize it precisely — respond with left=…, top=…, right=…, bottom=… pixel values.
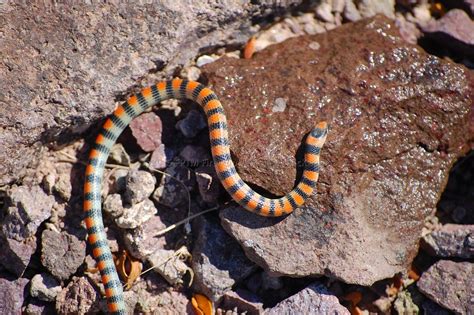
left=84, top=79, right=328, bottom=313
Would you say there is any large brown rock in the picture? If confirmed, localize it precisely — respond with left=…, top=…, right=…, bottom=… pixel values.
left=200, top=16, right=473, bottom=285
left=0, top=1, right=306, bottom=186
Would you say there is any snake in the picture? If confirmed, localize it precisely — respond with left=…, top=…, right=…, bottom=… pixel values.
left=83, top=78, right=328, bottom=313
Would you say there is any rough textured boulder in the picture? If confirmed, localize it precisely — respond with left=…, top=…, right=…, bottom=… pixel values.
left=0, top=1, right=306, bottom=186
left=199, top=15, right=473, bottom=285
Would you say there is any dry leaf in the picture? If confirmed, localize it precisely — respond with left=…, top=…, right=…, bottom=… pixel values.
left=192, top=293, right=213, bottom=315
left=115, top=250, right=143, bottom=290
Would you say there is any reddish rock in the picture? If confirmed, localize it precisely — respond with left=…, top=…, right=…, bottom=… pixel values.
left=130, top=112, right=163, bottom=152
left=265, top=282, right=349, bottom=314
left=417, top=260, right=473, bottom=314
left=200, top=16, right=472, bottom=285
left=55, top=276, right=100, bottom=315
left=149, top=144, right=167, bottom=169
left=0, top=235, right=37, bottom=276
left=422, top=224, right=474, bottom=259
left=41, top=229, right=86, bottom=281
left=421, top=9, right=474, bottom=58
left=2, top=185, right=54, bottom=241
left=0, top=273, right=29, bottom=314
left=219, top=290, right=264, bottom=314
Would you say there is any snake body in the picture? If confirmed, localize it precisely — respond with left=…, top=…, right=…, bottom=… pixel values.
left=84, top=78, right=328, bottom=313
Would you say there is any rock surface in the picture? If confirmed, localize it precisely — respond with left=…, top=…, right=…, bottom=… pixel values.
left=417, top=260, right=473, bottom=314
left=0, top=274, right=29, bottom=315
left=30, top=273, right=62, bottom=302
left=0, top=235, right=37, bottom=276
left=192, top=217, right=257, bottom=301
left=0, top=1, right=307, bottom=186
left=130, top=112, right=163, bottom=152
left=422, top=224, right=474, bottom=259
left=124, top=170, right=156, bottom=205
left=41, top=229, right=86, bottom=281
left=264, top=282, right=349, bottom=314
left=1, top=185, right=54, bottom=240
left=200, top=16, right=473, bottom=285
left=55, top=276, right=100, bottom=315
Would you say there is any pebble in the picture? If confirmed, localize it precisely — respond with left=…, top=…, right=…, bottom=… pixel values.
left=149, top=144, right=167, bottom=170
left=103, top=193, right=124, bottom=218
left=0, top=275, right=29, bottom=315
left=30, top=273, right=62, bottom=302
left=2, top=185, right=54, bottom=241
left=55, top=276, right=100, bottom=314
left=422, top=224, right=474, bottom=259
left=124, top=169, right=156, bottom=205
left=196, top=54, right=218, bottom=67
left=417, top=260, right=473, bottom=314
left=265, top=282, right=350, bottom=314
left=130, top=112, right=163, bottom=152
left=115, top=199, right=157, bottom=229
left=41, top=229, right=86, bottom=281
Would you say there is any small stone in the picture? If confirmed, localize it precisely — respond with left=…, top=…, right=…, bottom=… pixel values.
left=108, top=143, right=131, bottom=166
left=0, top=235, right=37, bottom=276
left=192, top=217, right=257, bottom=301
left=41, top=229, right=86, bottom=281
left=219, top=290, right=264, bottom=314
left=124, top=169, right=156, bottom=205
left=25, top=299, right=55, bottom=315
left=343, top=0, right=362, bottom=21
left=265, top=282, right=350, bottom=314
left=358, top=0, right=395, bottom=19
left=53, top=163, right=73, bottom=200
left=196, top=55, right=218, bottom=67
left=103, top=193, right=124, bottom=218
left=0, top=274, right=29, bottom=315
left=315, top=2, right=335, bottom=23
left=395, top=15, right=421, bottom=45
left=108, top=168, right=129, bottom=194
left=422, top=224, right=474, bottom=259
left=412, top=4, right=431, bottom=23
left=148, top=247, right=192, bottom=286
left=124, top=215, right=167, bottom=260
left=55, top=276, right=100, bottom=315
left=149, top=144, right=167, bottom=170
left=417, top=260, right=473, bottom=314
left=30, top=273, right=62, bottom=302
left=2, top=185, right=54, bottom=241
left=179, top=145, right=210, bottom=165
left=195, top=166, right=221, bottom=204
left=115, top=199, right=157, bottom=229
left=130, top=112, right=163, bottom=152
left=272, top=98, right=287, bottom=112
left=153, top=159, right=196, bottom=209
left=181, top=66, right=201, bottom=81
left=175, top=109, right=207, bottom=138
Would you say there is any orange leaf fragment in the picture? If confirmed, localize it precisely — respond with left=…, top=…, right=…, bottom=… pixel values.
left=114, top=250, right=143, bottom=290
left=191, top=293, right=213, bottom=315
left=243, top=36, right=256, bottom=59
